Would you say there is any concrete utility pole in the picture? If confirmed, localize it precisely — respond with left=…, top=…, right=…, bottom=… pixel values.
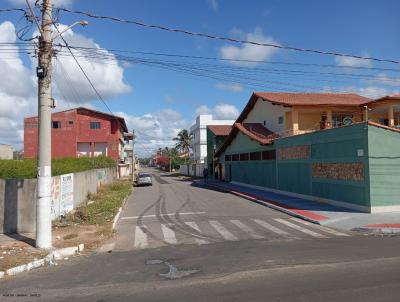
left=132, top=131, right=136, bottom=182
left=36, top=0, right=53, bottom=249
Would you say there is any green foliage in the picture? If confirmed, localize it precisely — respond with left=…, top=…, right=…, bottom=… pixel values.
left=72, top=181, right=132, bottom=225
left=0, top=156, right=116, bottom=179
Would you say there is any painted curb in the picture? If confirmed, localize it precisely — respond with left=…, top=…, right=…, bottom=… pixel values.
left=351, top=227, right=400, bottom=234
left=112, top=193, right=131, bottom=230
left=204, top=182, right=322, bottom=225
left=2, top=244, right=84, bottom=279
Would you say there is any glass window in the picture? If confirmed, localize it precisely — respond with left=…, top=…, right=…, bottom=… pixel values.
left=225, top=154, right=231, bottom=161
left=231, top=154, right=240, bottom=161
left=240, top=153, right=249, bottom=161
left=278, top=116, right=284, bottom=124
left=90, top=121, right=101, bottom=129
left=262, top=150, right=276, bottom=160
left=250, top=151, right=261, bottom=160
left=52, top=121, right=61, bottom=129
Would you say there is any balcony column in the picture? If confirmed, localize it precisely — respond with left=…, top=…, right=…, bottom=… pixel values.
left=388, top=104, right=394, bottom=127
left=326, top=110, right=333, bottom=129
left=292, top=109, right=299, bottom=134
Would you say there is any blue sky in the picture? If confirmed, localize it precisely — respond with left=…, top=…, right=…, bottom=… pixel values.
left=1, top=0, right=399, bottom=155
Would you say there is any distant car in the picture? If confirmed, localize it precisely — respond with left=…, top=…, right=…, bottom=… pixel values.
left=135, top=172, right=152, bottom=186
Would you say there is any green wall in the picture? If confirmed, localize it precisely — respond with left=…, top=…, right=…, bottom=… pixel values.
left=368, top=125, right=400, bottom=207
left=222, top=123, right=372, bottom=209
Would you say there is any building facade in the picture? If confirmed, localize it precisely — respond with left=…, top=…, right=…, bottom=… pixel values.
left=189, top=115, right=234, bottom=164
left=24, top=107, right=130, bottom=161
left=206, top=125, right=232, bottom=179
left=215, top=92, right=400, bottom=213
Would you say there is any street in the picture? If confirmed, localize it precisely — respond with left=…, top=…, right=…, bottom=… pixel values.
left=1, top=168, right=400, bottom=302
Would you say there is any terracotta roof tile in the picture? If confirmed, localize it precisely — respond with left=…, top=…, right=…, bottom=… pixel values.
left=254, top=92, right=371, bottom=106
left=208, top=125, right=232, bottom=136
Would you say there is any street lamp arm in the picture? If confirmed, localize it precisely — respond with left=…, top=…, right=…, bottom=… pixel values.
left=51, top=20, right=89, bottom=40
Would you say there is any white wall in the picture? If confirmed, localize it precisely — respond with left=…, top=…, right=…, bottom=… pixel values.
left=190, top=115, right=235, bottom=163
left=244, top=98, right=291, bottom=133
left=0, top=145, right=13, bottom=160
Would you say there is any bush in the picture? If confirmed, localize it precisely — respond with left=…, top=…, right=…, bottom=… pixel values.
left=0, top=156, right=116, bottom=179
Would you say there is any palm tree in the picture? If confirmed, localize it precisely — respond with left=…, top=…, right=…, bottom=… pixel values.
left=173, top=129, right=191, bottom=163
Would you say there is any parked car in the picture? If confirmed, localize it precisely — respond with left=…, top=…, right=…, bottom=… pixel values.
left=135, top=172, right=153, bottom=186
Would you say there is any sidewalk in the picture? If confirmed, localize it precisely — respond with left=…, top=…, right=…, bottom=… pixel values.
left=198, top=180, right=400, bottom=233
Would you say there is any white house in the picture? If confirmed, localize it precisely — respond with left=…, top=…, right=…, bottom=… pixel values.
left=190, top=115, right=235, bottom=164
left=0, top=144, right=13, bottom=160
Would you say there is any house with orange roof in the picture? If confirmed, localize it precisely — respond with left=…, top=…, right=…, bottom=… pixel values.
left=214, top=92, right=400, bottom=213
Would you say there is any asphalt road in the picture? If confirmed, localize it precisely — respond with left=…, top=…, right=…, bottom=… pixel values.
left=1, top=168, right=400, bottom=302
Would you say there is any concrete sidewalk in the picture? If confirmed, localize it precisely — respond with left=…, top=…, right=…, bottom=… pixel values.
left=199, top=180, right=400, bottom=233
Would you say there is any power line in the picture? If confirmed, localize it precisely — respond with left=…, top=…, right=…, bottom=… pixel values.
left=0, top=8, right=26, bottom=13
left=57, top=7, right=400, bottom=64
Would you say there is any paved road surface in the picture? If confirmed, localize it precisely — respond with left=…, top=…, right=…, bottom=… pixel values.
left=1, top=168, right=400, bottom=302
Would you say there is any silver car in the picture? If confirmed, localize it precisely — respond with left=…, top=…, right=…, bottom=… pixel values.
left=136, top=173, right=152, bottom=186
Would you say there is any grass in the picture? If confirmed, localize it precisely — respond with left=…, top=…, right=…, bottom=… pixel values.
left=0, top=156, right=116, bottom=179
left=70, top=180, right=132, bottom=225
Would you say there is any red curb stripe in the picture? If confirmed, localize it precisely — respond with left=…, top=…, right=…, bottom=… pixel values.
left=219, top=186, right=329, bottom=222
left=365, top=223, right=400, bottom=228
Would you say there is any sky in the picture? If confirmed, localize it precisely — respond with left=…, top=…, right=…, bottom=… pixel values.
left=0, top=0, right=399, bottom=156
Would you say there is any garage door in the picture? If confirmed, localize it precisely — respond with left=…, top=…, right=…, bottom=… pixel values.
left=77, top=142, right=90, bottom=157
left=94, top=142, right=107, bottom=157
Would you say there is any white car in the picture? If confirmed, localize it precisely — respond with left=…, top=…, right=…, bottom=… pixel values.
left=136, top=173, right=153, bottom=186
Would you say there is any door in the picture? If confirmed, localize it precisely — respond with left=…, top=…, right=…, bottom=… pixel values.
left=94, top=142, right=107, bottom=157
left=77, top=142, right=90, bottom=157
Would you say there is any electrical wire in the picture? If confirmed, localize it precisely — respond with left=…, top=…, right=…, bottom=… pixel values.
left=56, top=7, right=400, bottom=64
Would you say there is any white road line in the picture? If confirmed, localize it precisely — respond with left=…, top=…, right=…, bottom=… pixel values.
left=209, top=221, right=238, bottom=241
left=161, top=224, right=178, bottom=244
left=121, top=212, right=206, bottom=220
left=134, top=226, right=148, bottom=249
left=274, top=219, right=327, bottom=238
left=185, top=222, right=209, bottom=245
left=230, top=220, right=264, bottom=239
left=290, top=218, right=350, bottom=237
left=252, top=219, right=294, bottom=237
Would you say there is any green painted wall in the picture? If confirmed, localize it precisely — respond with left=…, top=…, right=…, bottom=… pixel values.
left=368, top=125, right=400, bottom=207
left=221, top=123, right=373, bottom=209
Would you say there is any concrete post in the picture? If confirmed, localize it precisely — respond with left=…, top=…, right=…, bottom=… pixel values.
left=292, top=109, right=299, bottom=134
left=388, top=104, right=394, bottom=127
left=326, top=110, right=333, bottom=129
left=36, top=0, right=53, bottom=249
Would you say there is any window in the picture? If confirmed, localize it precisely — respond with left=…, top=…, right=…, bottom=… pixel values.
left=240, top=153, right=249, bottom=161
left=250, top=151, right=262, bottom=160
left=378, top=118, right=389, bottom=126
left=263, top=120, right=266, bottom=126
left=52, top=121, right=61, bottom=129
left=262, top=150, right=276, bottom=160
left=232, top=154, right=240, bottom=161
left=68, top=120, right=74, bottom=125
left=278, top=116, right=284, bottom=124
left=225, top=155, right=231, bottom=162
left=90, top=121, right=101, bottom=129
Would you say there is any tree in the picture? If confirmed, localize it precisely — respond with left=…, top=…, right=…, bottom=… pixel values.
left=173, top=129, right=192, bottom=163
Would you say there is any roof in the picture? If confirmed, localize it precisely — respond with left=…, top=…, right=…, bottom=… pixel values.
left=215, top=123, right=275, bottom=158
left=207, top=125, right=232, bottom=136
left=236, top=92, right=372, bottom=124
left=371, top=94, right=400, bottom=103
left=25, top=107, right=128, bottom=133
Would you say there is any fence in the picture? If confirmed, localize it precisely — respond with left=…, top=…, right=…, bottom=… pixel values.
left=0, top=167, right=117, bottom=234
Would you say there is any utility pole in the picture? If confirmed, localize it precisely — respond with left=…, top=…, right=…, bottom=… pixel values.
left=36, top=0, right=53, bottom=249
left=132, top=130, right=136, bottom=182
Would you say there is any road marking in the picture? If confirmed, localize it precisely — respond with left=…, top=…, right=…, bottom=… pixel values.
left=252, top=219, right=294, bottom=237
left=134, top=226, right=148, bottom=249
left=161, top=224, right=177, bottom=244
left=185, top=221, right=209, bottom=245
left=230, top=220, right=264, bottom=239
left=274, top=219, right=327, bottom=238
left=121, top=212, right=206, bottom=220
left=290, top=218, right=350, bottom=236
left=209, top=221, right=238, bottom=241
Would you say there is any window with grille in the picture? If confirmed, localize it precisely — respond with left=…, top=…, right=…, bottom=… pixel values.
left=52, top=121, right=61, bottom=129
left=90, top=121, right=101, bottom=129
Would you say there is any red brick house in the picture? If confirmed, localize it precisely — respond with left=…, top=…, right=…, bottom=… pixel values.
left=24, top=107, right=130, bottom=160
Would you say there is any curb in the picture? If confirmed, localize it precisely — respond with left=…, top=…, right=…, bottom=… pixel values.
left=351, top=227, right=400, bottom=235
left=203, top=182, right=324, bottom=225
left=112, top=192, right=131, bottom=230
left=1, top=243, right=84, bottom=279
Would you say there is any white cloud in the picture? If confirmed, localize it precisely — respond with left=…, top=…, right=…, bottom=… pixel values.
left=335, top=55, right=372, bottom=68
left=215, top=82, right=244, bottom=92
left=207, top=0, right=218, bottom=12
left=8, top=0, right=73, bottom=7
left=118, top=109, right=189, bottom=157
left=335, top=86, right=399, bottom=99
left=194, top=103, right=239, bottom=120
left=219, top=28, right=280, bottom=67
left=51, top=24, right=131, bottom=103
left=369, top=73, right=400, bottom=87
